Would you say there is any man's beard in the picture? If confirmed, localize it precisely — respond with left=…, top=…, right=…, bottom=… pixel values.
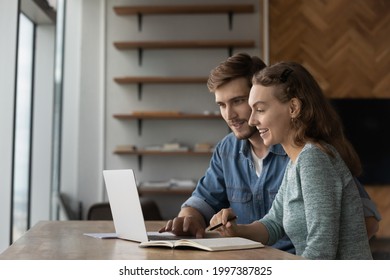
left=233, top=125, right=257, bottom=140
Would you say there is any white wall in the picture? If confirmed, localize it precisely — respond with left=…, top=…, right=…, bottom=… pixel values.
left=60, top=0, right=106, bottom=217
left=77, top=0, right=106, bottom=213
left=61, top=0, right=263, bottom=219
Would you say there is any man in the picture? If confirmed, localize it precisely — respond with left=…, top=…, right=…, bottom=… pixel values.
left=160, top=53, right=380, bottom=253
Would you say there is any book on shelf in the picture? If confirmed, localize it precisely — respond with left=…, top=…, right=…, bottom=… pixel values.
left=139, top=178, right=196, bottom=189
left=139, top=237, right=264, bottom=252
left=143, top=145, right=163, bottom=151
left=170, top=178, right=196, bottom=188
left=194, top=142, right=213, bottom=152
left=139, top=180, right=171, bottom=188
left=162, top=147, right=189, bottom=152
left=143, top=143, right=189, bottom=152
left=162, top=142, right=189, bottom=151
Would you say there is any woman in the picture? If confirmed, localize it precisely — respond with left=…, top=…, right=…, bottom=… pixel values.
left=210, top=62, right=372, bottom=259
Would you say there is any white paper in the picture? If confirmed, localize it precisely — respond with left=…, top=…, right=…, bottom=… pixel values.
left=83, top=232, right=118, bottom=239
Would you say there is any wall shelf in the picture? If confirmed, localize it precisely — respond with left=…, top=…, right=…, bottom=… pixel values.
left=113, top=4, right=255, bottom=31
left=138, top=187, right=194, bottom=196
left=113, top=149, right=212, bottom=156
left=113, top=76, right=208, bottom=99
left=113, top=112, right=222, bottom=135
left=113, top=4, right=254, bottom=15
left=113, top=76, right=208, bottom=84
left=114, top=149, right=213, bottom=171
left=113, top=40, right=254, bottom=49
left=113, top=112, right=222, bottom=120
left=113, top=40, right=255, bottom=64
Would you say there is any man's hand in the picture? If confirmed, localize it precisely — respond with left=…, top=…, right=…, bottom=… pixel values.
left=158, top=207, right=207, bottom=238
left=159, top=216, right=206, bottom=238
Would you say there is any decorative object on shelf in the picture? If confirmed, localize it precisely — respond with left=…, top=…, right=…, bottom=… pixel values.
left=162, top=142, right=189, bottom=152
left=138, top=178, right=197, bottom=196
left=140, top=178, right=196, bottom=189
left=194, top=143, right=213, bottom=152
left=143, top=142, right=190, bottom=152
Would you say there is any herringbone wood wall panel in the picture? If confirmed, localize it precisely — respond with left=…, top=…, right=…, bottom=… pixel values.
left=269, top=0, right=390, bottom=98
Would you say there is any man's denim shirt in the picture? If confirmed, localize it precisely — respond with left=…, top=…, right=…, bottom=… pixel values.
left=182, top=133, right=294, bottom=252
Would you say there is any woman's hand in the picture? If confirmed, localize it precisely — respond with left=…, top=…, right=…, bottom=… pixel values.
left=209, top=208, right=270, bottom=243
left=209, top=208, right=239, bottom=237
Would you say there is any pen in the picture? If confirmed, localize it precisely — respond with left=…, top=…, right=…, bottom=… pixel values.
left=208, top=216, right=237, bottom=231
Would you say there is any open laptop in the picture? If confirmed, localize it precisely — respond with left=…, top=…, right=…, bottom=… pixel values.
left=102, top=169, right=183, bottom=242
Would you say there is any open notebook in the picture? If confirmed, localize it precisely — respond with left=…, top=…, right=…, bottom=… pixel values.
left=139, top=237, right=264, bottom=251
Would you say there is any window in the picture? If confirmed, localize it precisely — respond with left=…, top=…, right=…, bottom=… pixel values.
left=12, top=12, right=34, bottom=242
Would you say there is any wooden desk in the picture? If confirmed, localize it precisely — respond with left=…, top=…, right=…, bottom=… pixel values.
left=0, top=221, right=302, bottom=260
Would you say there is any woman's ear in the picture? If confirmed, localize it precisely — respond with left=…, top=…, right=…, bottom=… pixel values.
left=289, top=98, right=301, bottom=118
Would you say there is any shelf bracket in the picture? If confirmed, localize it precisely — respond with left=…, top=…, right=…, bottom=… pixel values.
left=138, top=155, right=143, bottom=171
left=137, top=119, right=143, bottom=136
left=228, top=47, right=234, bottom=57
left=137, top=13, right=143, bottom=32
left=228, top=12, right=234, bottom=30
left=138, top=48, right=143, bottom=66
left=137, top=83, right=143, bottom=100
